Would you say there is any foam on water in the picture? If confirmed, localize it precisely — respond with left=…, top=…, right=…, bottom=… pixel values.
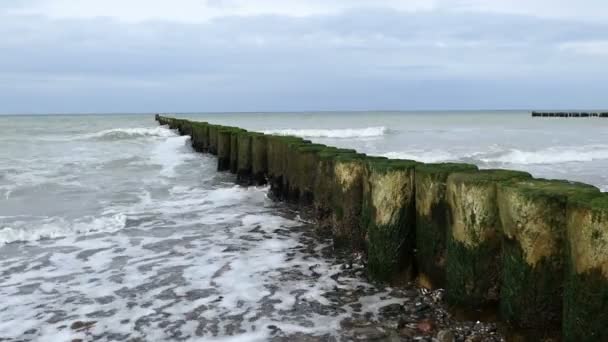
left=0, top=181, right=403, bottom=341
left=477, top=145, right=608, bottom=165
left=0, top=214, right=127, bottom=244
left=381, top=150, right=458, bottom=163
left=84, top=126, right=176, bottom=140
left=150, top=135, right=195, bottom=178
left=263, top=126, right=389, bottom=138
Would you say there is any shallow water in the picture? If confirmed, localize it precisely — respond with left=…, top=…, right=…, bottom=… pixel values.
left=0, top=111, right=601, bottom=340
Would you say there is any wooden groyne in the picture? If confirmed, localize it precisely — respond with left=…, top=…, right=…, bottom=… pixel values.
left=531, top=111, right=608, bottom=117
left=156, top=114, right=608, bottom=341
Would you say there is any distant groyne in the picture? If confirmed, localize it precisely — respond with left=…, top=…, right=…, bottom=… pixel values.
left=156, top=114, right=608, bottom=341
left=531, top=111, right=608, bottom=117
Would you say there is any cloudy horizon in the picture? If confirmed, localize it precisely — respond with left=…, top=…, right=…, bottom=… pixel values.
left=1, top=0, right=608, bottom=114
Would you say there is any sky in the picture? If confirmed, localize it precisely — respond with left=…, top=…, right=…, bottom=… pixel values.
left=1, top=0, right=608, bottom=114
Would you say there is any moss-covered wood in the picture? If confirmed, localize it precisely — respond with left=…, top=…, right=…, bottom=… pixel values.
left=284, top=143, right=328, bottom=205
left=497, top=179, right=600, bottom=329
left=266, top=135, right=309, bottom=199
left=445, top=169, right=531, bottom=308
left=191, top=122, right=209, bottom=153
left=361, top=158, right=418, bottom=282
left=229, top=130, right=240, bottom=174
left=564, top=194, right=608, bottom=342
left=250, top=133, right=268, bottom=185
left=312, top=148, right=358, bottom=232
left=414, top=163, right=478, bottom=289
left=207, top=125, right=219, bottom=155
left=217, top=129, right=232, bottom=171
left=330, top=153, right=368, bottom=248
left=236, top=132, right=253, bottom=184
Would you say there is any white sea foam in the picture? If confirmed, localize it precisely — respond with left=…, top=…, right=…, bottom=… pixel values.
left=263, top=126, right=389, bottom=138
left=85, top=126, right=176, bottom=140
left=381, top=150, right=457, bottom=163
left=479, top=145, right=608, bottom=165
left=150, top=135, right=195, bottom=177
left=0, top=180, right=398, bottom=341
left=0, top=214, right=127, bottom=244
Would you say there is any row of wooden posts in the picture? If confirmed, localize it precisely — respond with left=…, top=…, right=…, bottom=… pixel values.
left=531, top=111, right=608, bottom=117
left=156, top=115, right=608, bottom=341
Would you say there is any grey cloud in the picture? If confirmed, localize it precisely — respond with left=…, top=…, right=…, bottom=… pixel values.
left=0, top=8, right=607, bottom=113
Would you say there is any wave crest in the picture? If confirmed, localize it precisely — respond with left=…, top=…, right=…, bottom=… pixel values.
left=479, top=145, right=608, bottom=165
left=0, top=214, right=127, bottom=244
left=262, top=126, right=389, bottom=138
left=86, top=126, right=175, bottom=140
left=381, top=151, right=457, bottom=163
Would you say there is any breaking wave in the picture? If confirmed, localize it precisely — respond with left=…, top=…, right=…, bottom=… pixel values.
left=381, top=150, right=457, bottom=163
left=479, top=145, right=608, bottom=165
left=262, top=126, right=389, bottom=138
left=0, top=214, right=127, bottom=244
left=85, top=126, right=175, bottom=140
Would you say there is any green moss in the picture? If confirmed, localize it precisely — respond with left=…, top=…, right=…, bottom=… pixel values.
left=445, top=169, right=531, bottom=308
left=564, top=193, right=608, bottom=341
left=563, top=269, right=608, bottom=342
left=331, top=153, right=368, bottom=248
left=266, top=135, right=308, bottom=199
left=207, top=125, right=220, bottom=155
left=229, top=129, right=246, bottom=174
left=362, top=158, right=418, bottom=282
left=445, top=235, right=500, bottom=306
left=414, top=163, right=478, bottom=288
left=216, top=129, right=233, bottom=171
left=236, top=132, right=254, bottom=184
left=191, top=122, right=209, bottom=152
left=284, top=143, right=328, bottom=204
left=250, top=133, right=268, bottom=185
left=496, top=179, right=600, bottom=329
left=312, top=149, right=361, bottom=233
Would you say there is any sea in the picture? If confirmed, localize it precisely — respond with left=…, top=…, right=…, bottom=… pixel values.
left=0, top=111, right=606, bottom=341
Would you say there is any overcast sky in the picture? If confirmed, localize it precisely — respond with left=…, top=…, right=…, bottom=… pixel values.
left=1, top=0, right=608, bottom=114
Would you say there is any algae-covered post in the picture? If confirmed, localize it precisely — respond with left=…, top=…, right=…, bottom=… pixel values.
left=229, top=130, right=241, bottom=174
left=286, top=143, right=328, bottom=206
left=445, top=169, right=531, bottom=308
left=191, top=122, right=209, bottom=153
left=313, top=148, right=357, bottom=232
left=564, top=193, right=608, bottom=341
left=330, top=153, right=367, bottom=248
left=217, top=129, right=232, bottom=171
left=250, top=133, right=268, bottom=185
left=361, top=158, right=418, bottom=282
left=207, top=125, right=219, bottom=155
left=236, top=132, right=253, bottom=184
left=497, top=179, right=600, bottom=330
left=414, top=163, right=478, bottom=289
left=266, top=135, right=309, bottom=199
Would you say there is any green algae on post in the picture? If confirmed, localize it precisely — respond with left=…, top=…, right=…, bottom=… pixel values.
left=414, top=163, right=478, bottom=289
left=285, top=143, right=328, bottom=205
left=563, top=193, right=608, bottom=342
left=331, top=153, right=368, bottom=248
left=250, top=133, right=268, bottom=185
left=229, top=130, right=240, bottom=174
left=361, top=158, right=418, bottom=282
left=191, top=122, right=209, bottom=153
left=445, top=169, right=531, bottom=308
left=266, top=135, right=309, bottom=199
left=236, top=132, right=253, bottom=184
left=217, top=129, right=232, bottom=171
left=497, top=179, right=600, bottom=329
left=207, top=125, right=219, bottom=155
left=312, top=148, right=358, bottom=233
